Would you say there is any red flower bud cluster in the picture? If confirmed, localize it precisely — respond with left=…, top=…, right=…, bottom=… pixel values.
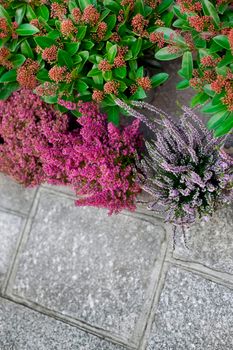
left=0, top=47, right=13, bottom=70
left=137, top=77, right=152, bottom=91
left=104, top=81, right=120, bottom=95
left=61, top=19, right=77, bottom=37
left=49, top=65, right=70, bottom=83
left=98, top=60, right=112, bottom=72
left=51, top=3, right=67, bottom=20
left=42, top=45, right=58, bottom=63
left=17, top=59, right=39, bottom=89
left=131, top=14, right=149, bottom=36
left=82, top=5, right=100, bottom=26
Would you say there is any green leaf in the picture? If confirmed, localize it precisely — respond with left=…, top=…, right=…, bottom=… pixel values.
left=36, top=5, right=50, bottom=21
left=158, top=0, right=173, bottom=13
left=0, top=5, right=11, bottom=24
left=107, top=44, right=117, bottom=64
left=69, top=0, right=78, bottom=12
left=20, top=40, right=34, bottom=59
left=136, top=66, right=144, bottom=78
left=76, top=80, right=88, bottom=92
left=15, top=5, right=27, bottom=25
left=103, top=0, right=121, bottom=13
left=0, top=69, right=17, bottom=83
left=104, top=14, right=116, bottom=31
left=87, top=68, right=101, bottom=77
left=155, top=47, right=184, bottom=60
left=16, top=24, right=40, bottom=36
left=9, top=54, right=26, bottom=68
left=214, top=113, right=233, bottom=137
left=37, top=69, right=50, bottom=82
left=76, top=26, right=87, bottom=40
left=151, top=72, right=169, bottom=88
left=131, top=86, right=147, bottom=100
left=202, top=0, right=220, bottom=28
left=77, top=0, right=92, bottom=11
left=34, top=36, right=56, bottom=49
left=132, top=38, right=142, bottom=59
left=201, top=102, right=227, bottom=114
left=106, top=106, right=120, bottom=126
left=65, top=42, right=80, bottom=56
left=176, top=79, right=190, bottom=90
left=207, top=111, right=229, bottom=129
left=180, top=51, right=193, bottom=80
left=26, top=5, right=37, bottom=21
left=213, top=35, right=230, bottom=50
left=190, top=92, right=209, bottom=107
left=82, top=40, right=94, bottom=50
left=0, top=82, right=19, bottom=100
left=114, top=66, right=127, bottom=79
left=155, top=27, right=186, bottom=46
left=43, top=96, right=58, bottom=104
left=103, top=71, right=112, bottom=81
left=58, top=49, right=73, bottom=69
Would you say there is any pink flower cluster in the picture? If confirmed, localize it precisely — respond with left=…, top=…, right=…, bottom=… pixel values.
left=0, top=90, right=142, bottom=214
left=0, top=89, right=68, bottom=187
left=39, top=102, right=142, bottom=214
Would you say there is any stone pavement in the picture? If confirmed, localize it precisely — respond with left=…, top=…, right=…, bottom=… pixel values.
left=0, top=173, right=233, bottom=350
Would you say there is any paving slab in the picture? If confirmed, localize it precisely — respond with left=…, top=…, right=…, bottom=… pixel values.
left=0, top=174, right=36, bottom=215
left=147, top=266, right=233, bottom=350
left=0, top=211, right=24, bottom=291
left=10, top=189, right=165, bottom=340
left=0, top=297, right=127, bottom=350
left=173, top=205, right=233, bottom=275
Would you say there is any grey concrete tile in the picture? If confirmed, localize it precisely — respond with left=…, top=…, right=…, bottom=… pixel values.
left=173, top=205, right=233, bottom=275
left=0, top=297, right=127, bottom=350
left=0, top=211, right=24, bottom=291
left=42, top=183, right=75, bottom=197
left=0, top=174, right=36, bottom=214
left=11, top=190, right=165, bottom=339
left=147, top=266, right=233, bottom=350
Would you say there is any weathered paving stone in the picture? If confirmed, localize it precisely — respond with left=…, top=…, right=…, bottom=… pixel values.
left=147, top=266, right=233, bottom=350
left=0, top=297, right=127, bottom=350
left=11, top=190, right=165, bottom=339
left=0, top=174, right=36, bottom=214
left=0, top=211, right=24, bottom=291
left=173, top=205, right=233, bottom=275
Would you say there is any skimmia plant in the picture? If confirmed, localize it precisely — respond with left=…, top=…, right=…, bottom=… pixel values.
left=154, top=0, right=233, bottom=136
left=116, top=99, right=233, bottom=226
left=0, top=0, right=173, bottom=124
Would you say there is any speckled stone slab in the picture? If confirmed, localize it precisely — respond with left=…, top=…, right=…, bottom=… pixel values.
left=0, top=174, right=36, bottom=214
left=147, top=266, right=233, bottom=350
left=0, top=297, right=127, bottom=350
left=0, top=212, right=24, bottom=290
left=11, top=190, right=165, bottom=339
left=173, top=205, right=233, bottom=275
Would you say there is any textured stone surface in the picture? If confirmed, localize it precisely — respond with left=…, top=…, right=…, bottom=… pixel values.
left=0, top=297, right=127, bottom=350
left=12, top=190, right=165, bottom=339
left=173, top=205, right=233, bottom=274
left=0, top=174, right=36, bottom=214
left=147, top=266, right=233, bottom=350
left=0, top=212, right=24, bottom=290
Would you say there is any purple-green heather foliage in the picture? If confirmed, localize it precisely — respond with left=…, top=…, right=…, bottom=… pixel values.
left=116, top=99, right=233, bottom=226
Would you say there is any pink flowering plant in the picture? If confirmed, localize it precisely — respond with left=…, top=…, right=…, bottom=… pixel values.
left=0, top=0, right=173, bottom=124
left=116, top=99, right=233, bottom=226
left=154, top=0, right=233, bottom=136
left=0, top=88, right=142, bottom=213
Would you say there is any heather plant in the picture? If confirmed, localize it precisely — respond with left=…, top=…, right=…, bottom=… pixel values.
left=0, top=88, right=69, bottom=186
left=153, top=0, right=233, bottom=136
left=0, top=0, right=173, bottom=124
left=116, top=99, right=233, bottom=226
left=0, top=88, right=142, bottom=213
left=39, top=101, right=142, bottom=214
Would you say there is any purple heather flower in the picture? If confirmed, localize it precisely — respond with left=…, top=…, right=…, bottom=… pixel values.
left=117, top=99, right=233, bottom=227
